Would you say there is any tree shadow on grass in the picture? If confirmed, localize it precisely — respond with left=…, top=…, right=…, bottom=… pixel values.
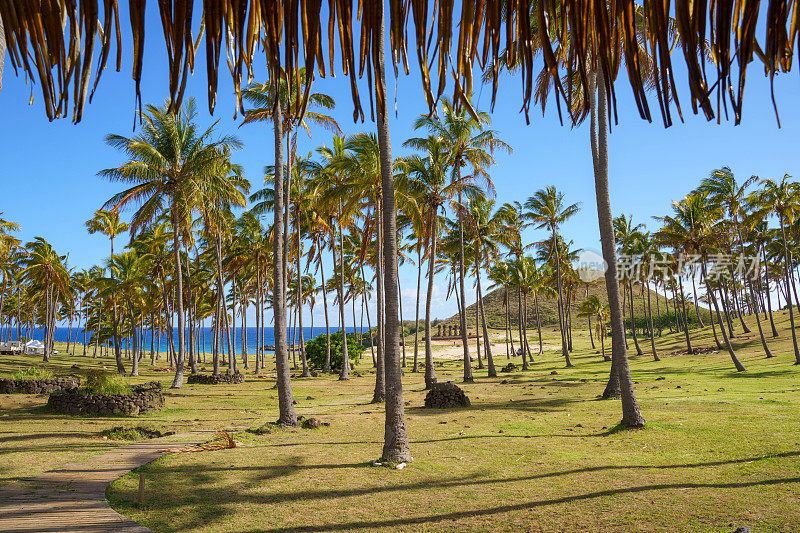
left=0, top=432, right=90, bottom=444
left=118, top=449, right=800, bottom=532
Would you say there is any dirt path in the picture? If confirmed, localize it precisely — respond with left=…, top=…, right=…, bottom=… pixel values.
left=0, top=436, right=200, bottom=532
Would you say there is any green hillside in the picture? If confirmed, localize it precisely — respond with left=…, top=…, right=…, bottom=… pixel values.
left=441, top=274, right=713, bottom=330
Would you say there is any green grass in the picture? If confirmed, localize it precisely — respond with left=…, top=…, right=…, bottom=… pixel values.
left=98, top=425, right=171, bottom=440
left=80, top=369, right=131, bottom=395
left=2, top=312, right=800, bottom=531
left=9, top=365, right=54, bottom=381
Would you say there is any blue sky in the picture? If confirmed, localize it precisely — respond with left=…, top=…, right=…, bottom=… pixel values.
left=1, top=4, right=799, bottom=326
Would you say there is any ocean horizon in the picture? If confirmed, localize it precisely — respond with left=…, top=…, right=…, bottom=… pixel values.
left=4, top=326, right=359, bottom=354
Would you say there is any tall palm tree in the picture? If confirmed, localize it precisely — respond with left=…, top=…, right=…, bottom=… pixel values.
left=656, top=192, right=747, bottom=371
left=19, top=237, right=70, bottom=361
left=489, top=261, right=514, bottom=360
left=408, top=98, right=509, bottom=382
left=401, top=136, right=475, bottom=387
left=373, top=4, right=411, bottom=463
left=751, top=174, right=800, bottom=364
left=700, top=167, right=755, bottom=334
left=99, top=98, right=241, bottom=389
left=103, top=251, right=154, bottom=376
left=524, top=186, right=580, bottom=367
left=465, top=196, right=501, bottom=377
left=86, top=208, right=129, bottom=373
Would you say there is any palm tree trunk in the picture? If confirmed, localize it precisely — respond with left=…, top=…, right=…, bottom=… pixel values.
left=592, top=68, right=644, bottom=424
left=644, top=280, right=659, bottom=361
left=271, top=97, right=297, bottom=424
left=476, top=259, right=495, bottom=376
left=535, top=292, right=543, bottom=355
left=703, top=262, right=746, bottom=370
left=505, top=287, right=512, bottom=359
left=730, top=269, right=751, bottom=333
left=375, top=6, right=412, bottom=463
left=552, top=229, right=571, bottom=366
left=779, top=220, right=800, bottom=364
left=186, top=251, right=197, bottom=374
left=373, top=201, right=386, bottom=402
left=518, top=285, right=528, bottom=371
left=255, top=259, right=261, bottom=373
left=691, top=275, right=705, bottom=327
left=360, top=262, right=376, bottom=366
left=475, top=282, right=483, bottom=369
left=523, top=292, right=533, bottom=361
left=397, top=275, right=407, bottom=368
left=748, top=275, right=774, bottom=357
left=456, top=187, right=473, bottom=382
left=296, top=222, right=310, bottom=377
left=628, top=280, right=644, bottom=355
left=423, top=208, right=439, bottom=388
left=334, top=220, right=350, bottom=380
left=720, top=283, right=736, bottom=338
left=413, top=245, right=422, bottom=372
left=318, top=238, right=333, bottom=373
left=130, top=311, right=139, bottom=376
left=678, top=273, right=694, bottom=353
left=169, top=206, right=186, bottom=388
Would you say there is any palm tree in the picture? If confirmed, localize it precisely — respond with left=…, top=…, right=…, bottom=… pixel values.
left=750, top=174, right=800, bottom=364
left=465, top=196, right=502, bottom=377
left=656, top=192, right=747, bottom=371
left=401, top=136, right=474, bottom=387
left=373, top=5, right=411, bottom=463
left=489, top=261, right=514, bottom=360
left=700, top=167, right=755, bottom=334
left=317, top=136, right=359, bottom=381
left=19, top=237, right=70, bottom=361
left=335, top=132, right=390, bottom=401
left=99, top=98, right=241, bottom=389
left=86, top=208, right=129, bottom=373
left=408, top=98, right=509, bottom=382
left=613, top=214, right=647, bottom=355
left=243, top=70, right=339, bottom=385
left=103, top=251, right=154, bottom=376
left=578, top=295, right=602, bottom=356
left=524, top=186, right=580, bottom=367
left=634, top=230, right=661, bottom=361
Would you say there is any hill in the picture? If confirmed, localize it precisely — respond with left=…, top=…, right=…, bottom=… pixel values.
left=440, top=273, right=712, bottom=330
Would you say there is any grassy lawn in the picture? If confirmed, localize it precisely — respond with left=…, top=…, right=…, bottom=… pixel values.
left=2, top=312, right=800, bottom=532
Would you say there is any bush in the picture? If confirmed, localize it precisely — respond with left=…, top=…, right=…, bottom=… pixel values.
left=98, top=425, right=168, bottom=440
left=81, top=370, right=130, bottom=395
left=305, top=331, right=364, bottom=370
left=11, top=366, right=54, bottom=381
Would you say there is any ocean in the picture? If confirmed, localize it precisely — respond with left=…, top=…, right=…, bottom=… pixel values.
left=5, top=326, right=358, bottom=354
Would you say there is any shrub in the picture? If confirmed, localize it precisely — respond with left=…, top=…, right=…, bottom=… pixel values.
left=305, top=331, right=364, bottom=370
left=81, top=370, right=130, bottom=395
left=11, top=366, right=54, bottom=380
left=98, top=425, right=166, bottom=440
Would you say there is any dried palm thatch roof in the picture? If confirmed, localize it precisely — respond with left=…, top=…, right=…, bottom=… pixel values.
left=0, top=1, right=796, bottom=127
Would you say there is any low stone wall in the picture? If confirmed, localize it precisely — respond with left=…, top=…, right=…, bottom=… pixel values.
left=47, top=382, right=164, bottom=416
left=0, top=377, right=80, bottom=394
left=186, top=373, right=245, bottom=385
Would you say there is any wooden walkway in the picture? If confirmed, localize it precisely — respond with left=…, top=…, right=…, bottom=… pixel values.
left=0, top=437, right=197, bottom=532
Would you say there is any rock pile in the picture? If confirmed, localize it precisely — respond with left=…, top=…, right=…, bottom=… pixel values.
left=500, top=363, right=517, bottom=373
left=186, top=373, right=245, bottom=385
left=424, top=382, right=471, bottom=408
left=0, top=377, right=80, bottom=394
left=47, top=382, right=164, bottom=416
